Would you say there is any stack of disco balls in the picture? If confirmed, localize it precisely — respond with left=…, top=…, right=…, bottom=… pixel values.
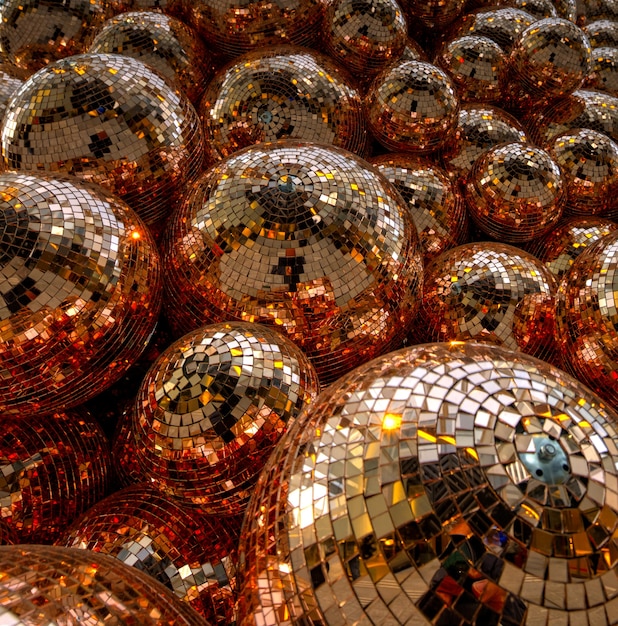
left=2, top=0, right=618, bottom=624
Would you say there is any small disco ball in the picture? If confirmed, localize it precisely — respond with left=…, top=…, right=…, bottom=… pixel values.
left=440, top=104, right=528, bottom=186
left=435, top=35, right=505, bottom=104
left=0, top=72, right=22, bottom=120
left=237, top=341, right=618, bottom=626
left=0, top=411, right=111, bottom=544
left=402, top=38, right=427, bottom=61
left=526, top=215, right=618, bottom=277
left=89, top=11, right=214, bottom=105
left=1, top=53, right=204, bottom=226
left=584, top=0, right=618, bottom=22
left=0, top=173, right=161, bottom=416
left=185, top=0, right=323, bottom=60
left=556, top=229, right=618, bottom=408
left=465, top=142, right=565, bottom=243
left=584, top=19, right=618, bottom=47
left=369, top=153, right=468, bottom=260
left=403, top=0, right=465, bottom=28
left=163, top=141, right=424, bottom=386
left=0, top=0, right=109, bottom=76
left=419, top=242, right=557, bottom=360
left=0, top=521, right=15, bottom=545
left=585, top=46, right=618, bottom=96
left=498, top=0, right=558, bottom=19
left=199, top=46, right=367, bottom=161
left=0, top=545, right=207, bottom=625
left=125, top=321, right=320, bottom=516
left=365, top=60, right=459, bottom=154
left=554, top=0, right=578, bottom=22
left=63, top=483, right=237, bottom=624
left=547, top=127, right=618, bottom=215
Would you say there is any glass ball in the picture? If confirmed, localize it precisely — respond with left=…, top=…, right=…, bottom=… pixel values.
left=584, top=19, right=618, bottom=47
left=63, top=483, right=237, bottom=624
left=0, top=410, right=111, bottom=544
left=0, top=545, right=207, bottom=625
left=403, top=0, right=466, bottom=28
left=163, top=141, right=424, bottom=385
left=369, top=153, right=468, bottom=261
left=237, top=341, right=618, bottom=625
left=365, top=60, right=459, bottom=154
left=199, top=46, right=367, bottom=161
left=89, top=11, right=214, bottom=105
left=585, top=46, right=618, bottom=96
left=1, top=53, right=204, bottom=226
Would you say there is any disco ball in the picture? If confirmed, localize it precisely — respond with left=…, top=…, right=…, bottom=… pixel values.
left=0, top=173, right=161, bottom=416
left=0, top=410, right=111, bottom=544
left=0, top=0, right=109, bottom=75
left=163, top=141, right=424, bottom=385
left=0, top=521, right=15, bottom=545
left=364, top=60, right=459, bottom=154
left=63, top=483, right=237, bottom=624
left=199, top=46, right=367, bottom=161
left=0, top=71, right=22, bottom=120
left=440, top=104, right=528, bottom=186
left=526, top=215, right=618, bottom=277
left=107, top=0, right=187, bottom=16
left=555, top=229, right=618, bottom=408
left=419, top=242, right=558, bottom=360
left=403, top=0, right=465, bottom=28
left=435, top=35, right=505, bottom=104
left=369, top=153, right=468, bottom=260
left=584, top=0, right=618, bottom=22
left=89, top=11, right=214, bottom=105
left=584, top=19, right=618, bottom=47
left=585, top=46, right=618, bottom=96
left=237, top=341, right=618, bottom=625
left=498, top=0, right=558, bottom=19
left=554, top=0, right=578, bottom=22
left=0, top=545, right=207, bottom=625
left=547, top=128, right=618, bottom=215
left=402, top=38, right=427, bottom=61
left=466, top=142, right=565, bottom=242
left=1, top=53, right=204, bottom=226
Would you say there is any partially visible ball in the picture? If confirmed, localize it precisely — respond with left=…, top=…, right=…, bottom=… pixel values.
left=0, top=72, right=22, bottom=121
left=585, top=46, right=618, bottom=95
left=498, top=0, right=558, bottom=18
left=403, top=0, right=466, bottom=28
left=584, top=19, right=618, bottom=47
left=0, top=521, right=15, bottom=545
left=584, top=0, right=618, bottom=22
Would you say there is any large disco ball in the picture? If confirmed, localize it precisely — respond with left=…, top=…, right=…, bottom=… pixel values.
left=0, top=173, right=161, bottom=416
left=63, top=483, right=237, bottom=624
left=0, top=410, right=111, bottom=544
left=163, top=141, right=424, bottom=385
left=0, top=545, right=207, bottom=625
left=237, top=341, right=618, bottom=625
left=199, top=46, right=367, bottom=161
left=1, top=53, right=204, bottom=226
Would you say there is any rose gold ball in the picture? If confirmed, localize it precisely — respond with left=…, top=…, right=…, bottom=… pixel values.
left=403, top=0, right=466, bottom=28
left=466, top=142, right=565, bottom=242
left=365, top=60, right=460, bottom=153
left=585, top=46, right=618, bottom=95
left=199, top=46, right=368, bottom=161
left=0, top=410, right=111, bottom=544
left=584, top=18, right=618, bottom=46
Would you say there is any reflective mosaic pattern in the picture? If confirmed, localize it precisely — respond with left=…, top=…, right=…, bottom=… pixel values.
left=126, top=321, right=320, bottom=515
left=585, top=46, right=618, bottom=96
left=0, top=173, right=161, bottom=416
left=0, top=545, right=208, bottom=625
left=369, top=153, right=468, bottom=261
left=237, top=341, right=618, bottom=625
left=107, top=0, right=186, bottom=15
left=365, top=60, right=459, bottom=154
left=554, top=0, right=578, bottom=22
left=556, top=230, right=618, bottom=409
left=199, top=47, right=367, bottom=161
left=163, top=141, right=423, bottom=385
left=0, top=72, right=22, bottom=121
left=404, top=0, right=465, bottom=28
left=466, top=142, right=565, bottom=242
left=584, top=19, right=618, bottom=48
left=63, top=483, right=237, bottom=624
left=1, top=53, right=204, bottom=225
left=0, top=410, right=111, bottom=544
left=499, top=0, right=558, bottom=19
left=419, top=242, right=557, bottom=360
left=89, top=11, right=213, bottom=105
left=0, top=521, right=15, bottom=546
left=584, top=0, right=618, bottom=22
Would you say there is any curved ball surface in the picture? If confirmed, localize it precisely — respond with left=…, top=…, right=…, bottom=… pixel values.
left=404, top=0, right=465, bottom=28
left=585, top=46, right=618, bottom=96
left=584, top=19, right=618, bottom=47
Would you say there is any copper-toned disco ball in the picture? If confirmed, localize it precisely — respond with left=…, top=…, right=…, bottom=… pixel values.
left=584, top=0, right=618, bottom=22
left=440, top=105, right=528, bottom=186
left=0, top=410, right=111, bottom=544
left=369, top=153, right=468, bottom=260
left=1, top=53, right=204, bottom=226
left=365, top=60, right=459, bottom=154
left=0, top=0, right=109, bottom=76
left=554, top=0, right=578, bottom=22
left=419, top=242, right=557, bottom=359
left=556, top=229, right=618, bottom=408
left=584, top=18, right=618, bottom=47
left=0, top=521, right=15, bottom=545
left=88, top=11, right=213, bottom=105
left=199, top=46, right=368, bottom=161
left=0, top=71, right=22, bottom=120
left=164, top=141, right=423, bottom=385
left=498, top=0, right=558, bottom=19
left=547, top=127, right=618, bottom=215
left=63, top=483, right=237, bottom=624
left=124, top=321, right=320, bottom=515
left=185, top=0, right=323, bottom=60
left=526, top=215, right=618, bottom=277
left=585, top=46, right=618, bottom=96
left=403, top=0, right=465, bottom=28
left=323, top=0, right=407, bottom=82
left=107, top=0, right=187, bottom=16
left=435, top=35, right=505, bottom=104
left=402, top=38, right=427, bottom=61
left=465, top=142, right=565, bottom=242
left=0, top=173, right=161, bottom=416
left=237, top=341, right=618, bottom=626
left=0, top=545, right=207, bottom=625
